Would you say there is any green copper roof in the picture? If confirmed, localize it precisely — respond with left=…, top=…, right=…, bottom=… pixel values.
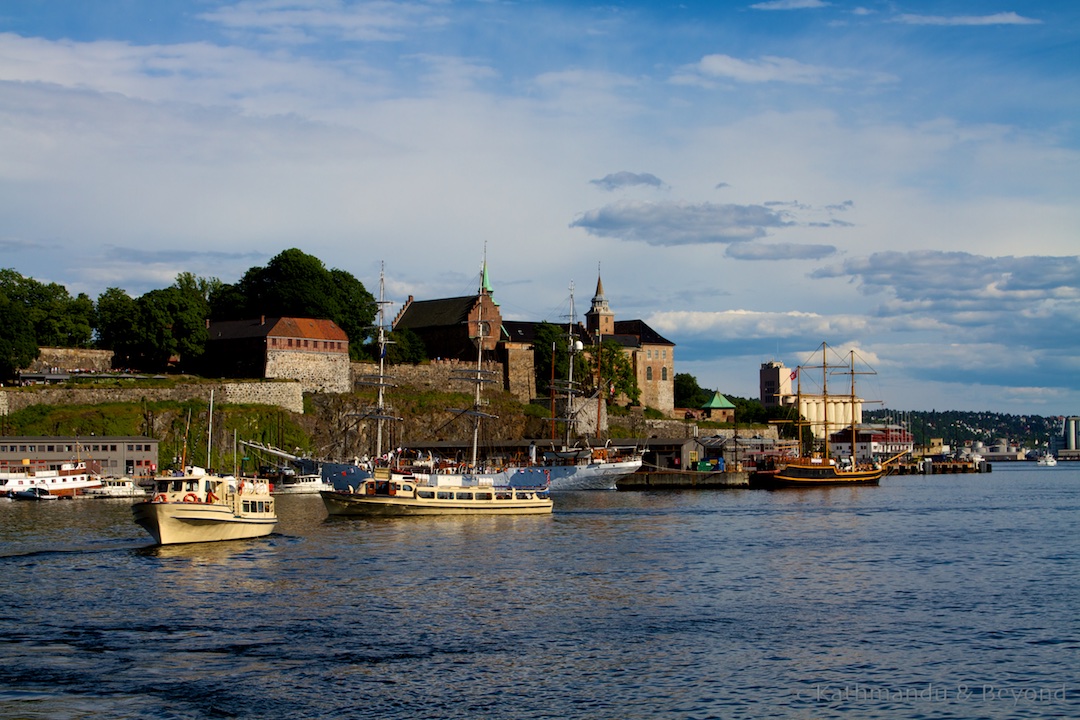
left=701, top=392, right=735, bottom=409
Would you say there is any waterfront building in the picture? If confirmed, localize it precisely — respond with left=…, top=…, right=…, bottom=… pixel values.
left=0, top=435, right=159, bottom=478
left=828, top=424, right=913, bottom=462
left=392, top=270, right=676, bottom=417
left=758, top=361, right=793, bottom=408
left=204, top=316, right=350, bottom=393
left=758, top=359, right=863, bottom=440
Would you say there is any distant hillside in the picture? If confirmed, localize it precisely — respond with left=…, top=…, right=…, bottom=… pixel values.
left=865, top=409, right=1063, bottom=448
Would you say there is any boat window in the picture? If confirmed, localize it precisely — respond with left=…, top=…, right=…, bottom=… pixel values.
left=437, top=491, right=453, bottom=499
left=243, top=501, right=251, bottom=512
left=475, top=492, right=492, bottom=500
left=496, top=492, right=512, bottom=500
left=417, top=490, right=435, bottom=499
left=401, top=485, right=413, bottom=492
left=456, top=492, right=473, bottom=500
left=515, top=492, right=533, bottom=500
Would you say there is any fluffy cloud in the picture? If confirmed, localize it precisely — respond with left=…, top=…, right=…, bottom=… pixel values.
left=590, top=172, right=665, bottom=191
left=892, top=13, right=1041, bottom=26
left=570, top=201, right=791, bottom=245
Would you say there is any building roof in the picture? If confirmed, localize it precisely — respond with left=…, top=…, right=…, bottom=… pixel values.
left=502, top=320, right=592, bottom=346
left=612, top=319, right=675, bottom=347
left=394, top=296, right=477, bottom=330
left=701, top=392, right=735, bottom=410
left=208, top=317, right=348, bottom=342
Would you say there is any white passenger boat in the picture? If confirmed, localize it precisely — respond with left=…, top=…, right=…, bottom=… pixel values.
left=541, top=446, right=643, bottom=491
left=132, top=467, right=277, bottom=545
left=1037, top=454, right=1057, bottom=467
left=84, top=477, right=147, bottom=499
left=0, top=461, right=102, bottom=498
left=321, top=467, right=552, bottom=516
left=269, top=471, right=334, bottom=494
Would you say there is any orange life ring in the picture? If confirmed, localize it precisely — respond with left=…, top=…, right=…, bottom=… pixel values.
left=153, top=493, right=167, bottom=503
left=182, top=493, right=199, bottom=503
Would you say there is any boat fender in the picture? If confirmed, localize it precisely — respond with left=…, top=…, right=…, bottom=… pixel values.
left=182, top=493, right=200, bottom=503
left=153, top=493, right=167, bottom=503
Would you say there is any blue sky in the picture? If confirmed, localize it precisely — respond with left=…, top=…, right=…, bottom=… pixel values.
left=1, top=1, right=1077, bottom=415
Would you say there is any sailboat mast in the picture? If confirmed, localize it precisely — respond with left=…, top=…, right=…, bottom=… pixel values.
left=565, top=281, right=575, bottom=448
left=207, top=389, right=215, bottom=471
left=470, top=259, right=487, bottom=470
left=849, top=349, right=857, bottom=462
left=821, top=343, right=829, bottom=459
left=375, top=263, right=389, bottom=459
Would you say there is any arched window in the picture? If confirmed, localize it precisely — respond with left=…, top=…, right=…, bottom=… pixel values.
left=662, top=366, right=668, bottom=381
left=646, top=366, right=653, bottom=381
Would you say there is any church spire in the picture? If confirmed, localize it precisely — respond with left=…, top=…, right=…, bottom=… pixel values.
left=585, top=266, right=614, bottom=337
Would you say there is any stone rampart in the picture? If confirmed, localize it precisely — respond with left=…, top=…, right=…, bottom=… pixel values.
left=25, top=347, right=114, bottom=373
left=0, top=381, right=304, bottom=415
left=266, top=350, right=350, bottom=394
left=352, top=359, right=508, bottom=395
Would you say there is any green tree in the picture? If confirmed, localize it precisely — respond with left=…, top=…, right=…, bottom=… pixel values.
left=211, top=249, right=376, bottom=360
left=0, top=268, right=93, bottom=348
left=95, top=287, right=139, bottom=363
left=586, top=339, right=639, bottom=405
left=383, top=327, right=427, bottom=365
left=130, top=278, right=210, bottom=373
left=0, top=291, right=39, bottom=379
left=674, top=372, right=712, bottom=409
left=532, top=322, right=591, bottom=398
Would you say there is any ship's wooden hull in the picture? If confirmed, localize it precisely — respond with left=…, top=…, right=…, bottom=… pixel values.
left=752, top=461, right=883, bottom=488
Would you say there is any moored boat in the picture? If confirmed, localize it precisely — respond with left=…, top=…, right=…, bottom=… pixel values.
left=751, top=343, right=903, bottom=489
left=132, top=467, right=277, bottom=545
left=11, top=485, right=60, bottom=501
left=84, top=477, right=147, bottom=499
left=1037, top=454, right=1057, bottom=467
left=321, top=467, right=552, bottom=516
left=542, top=446, right=643, bottom=491
left=0, top=461, right=102, bottom=498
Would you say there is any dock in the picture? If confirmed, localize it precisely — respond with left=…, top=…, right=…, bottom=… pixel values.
left=892, top=459, right=992, bottom=475
left=617, top=468, right=749, bottom=490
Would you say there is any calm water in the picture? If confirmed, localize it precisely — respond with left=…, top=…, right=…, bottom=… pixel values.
left=1, top=464, right=1077, bottom=719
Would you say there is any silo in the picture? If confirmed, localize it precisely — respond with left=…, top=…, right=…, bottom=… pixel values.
left=1067, top=417, right=1079, bottom=451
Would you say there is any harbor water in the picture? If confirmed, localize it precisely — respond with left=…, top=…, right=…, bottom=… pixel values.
left=1, top=463, right=1077, bottom=719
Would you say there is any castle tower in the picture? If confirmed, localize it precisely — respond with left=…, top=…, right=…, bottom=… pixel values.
left=585, top=274, right=615, bottom=337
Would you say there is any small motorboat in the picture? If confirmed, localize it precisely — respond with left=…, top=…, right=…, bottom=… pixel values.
left=12, top=486, right=59, bottom=501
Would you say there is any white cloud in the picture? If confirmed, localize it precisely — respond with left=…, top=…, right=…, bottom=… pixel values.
left=750, top=0, right=830, bottom=10
left=893, top=13, right=1042, bottom=27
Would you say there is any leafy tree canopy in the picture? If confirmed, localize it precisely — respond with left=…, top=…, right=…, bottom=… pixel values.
left=0, top=291, right=39, bottom=379
left=585, top=339, right=640, bottom=406
left=210, top=248, right=376, bottom=360
left=0, top=268, right=93, bottom=348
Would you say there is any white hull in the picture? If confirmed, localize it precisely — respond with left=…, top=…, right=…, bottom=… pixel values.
left=270, top=474, right=335, bottom=494
left=323, top=470, right=551, bottom=517
left=84, top=478, right=146, bottom=499
left=132, top=470, right=277, bottom=545
left=0, top=462, right=102, bottom=497
left=546, top=457, right=642, bottom=491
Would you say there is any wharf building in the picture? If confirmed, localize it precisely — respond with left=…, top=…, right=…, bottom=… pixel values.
left=759, top=360, right=863, bottom=441
left=203, top=316, right=351, bottom=394
left=0, top=436, right=160, bottom=478
left=1051, top=416, right=1080, bottom=461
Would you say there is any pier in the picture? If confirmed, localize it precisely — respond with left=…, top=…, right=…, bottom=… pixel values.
left=892, top=459, right=992, bottom=475
left=617, top=468, right=749, bottom=490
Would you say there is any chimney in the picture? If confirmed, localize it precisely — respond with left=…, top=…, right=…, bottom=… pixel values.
left=260, top=315, right=265, bottom=326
